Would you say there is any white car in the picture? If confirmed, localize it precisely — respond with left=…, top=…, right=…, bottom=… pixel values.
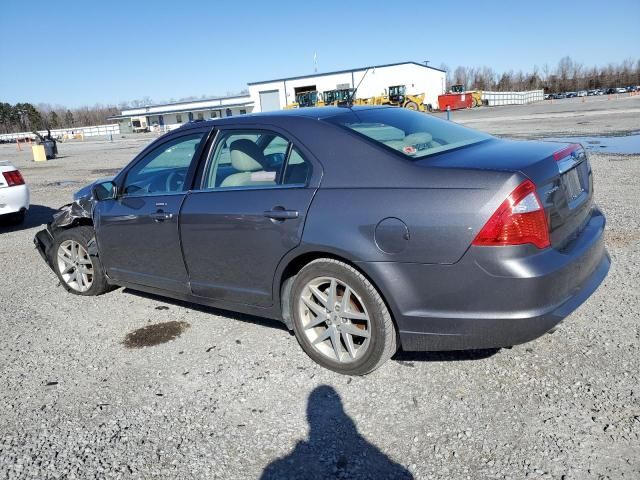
left=615, top=87, right=627, bottom=94
left=0, top=161, right=30, bottom=224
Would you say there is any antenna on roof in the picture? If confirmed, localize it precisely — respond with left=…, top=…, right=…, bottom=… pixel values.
left=346, top=67, right=371, bottom=108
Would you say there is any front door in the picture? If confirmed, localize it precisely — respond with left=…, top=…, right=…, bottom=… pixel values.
left=180, top=129, right=317, bottom=307
left=94, top=131, right=208, bottom=292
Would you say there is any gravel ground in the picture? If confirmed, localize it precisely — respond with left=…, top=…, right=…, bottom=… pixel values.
left=0, top=98, right=638, bottom=479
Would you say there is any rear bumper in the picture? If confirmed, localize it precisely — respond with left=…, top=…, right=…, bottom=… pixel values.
left=34, top=226, right=55, bottom=270
left=358, top=207, right=610, bottom=351
left=0, top=184, right=30, bottom=215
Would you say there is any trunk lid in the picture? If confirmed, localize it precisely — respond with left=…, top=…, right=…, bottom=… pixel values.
left=417, top=138, right=594, bottom=250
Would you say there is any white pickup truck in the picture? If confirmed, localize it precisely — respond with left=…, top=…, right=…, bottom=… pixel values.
left=0, top=161, right=30, bottom=224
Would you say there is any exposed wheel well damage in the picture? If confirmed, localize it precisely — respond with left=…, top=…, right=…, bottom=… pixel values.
left=278, top=252, right=397, bottom=333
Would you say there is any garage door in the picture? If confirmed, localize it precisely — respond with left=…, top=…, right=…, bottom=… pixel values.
left=259, top=90, right=280, bottom=112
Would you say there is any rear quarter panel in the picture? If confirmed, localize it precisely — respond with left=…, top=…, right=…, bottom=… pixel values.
left=303, top=175, right=515, bottom=265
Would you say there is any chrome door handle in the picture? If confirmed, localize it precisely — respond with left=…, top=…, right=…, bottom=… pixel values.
left=150, top=211, right=173, bottom=222
left=264, top=208, right=299, bottom=220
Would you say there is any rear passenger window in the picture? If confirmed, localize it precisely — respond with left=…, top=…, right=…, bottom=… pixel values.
left=282, top=147, right=311, bottom=185
left=203, top=131, right=311, bottom=189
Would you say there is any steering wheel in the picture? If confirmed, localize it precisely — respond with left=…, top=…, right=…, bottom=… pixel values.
left=165, top=170, right=186, bottom=192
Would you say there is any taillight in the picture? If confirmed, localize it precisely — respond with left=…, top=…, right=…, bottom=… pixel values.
left=472, top=179, right=550, bottom=249
left=2, top=170, right=25, bottom=187
left=553, top=143, right=581, bottom=161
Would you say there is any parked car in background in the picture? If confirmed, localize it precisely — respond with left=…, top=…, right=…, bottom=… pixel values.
left=0, top=161, right=29, bottom=225
left=595, top=89, right=605, bottom=95
left=544, top=93, right=552, bottom=100
left=552, top=93, right=566, bottom=99
left=605, top=88, right=616, bottom=94
left=34, top=107, right=610, bottom=375
left=566, top=92, right=577, bottom=98
left=615, top=87, right=627, bottom=94
left=587, top=90, right=597, bottom=96
left=577, top=90, right=588, bottom=97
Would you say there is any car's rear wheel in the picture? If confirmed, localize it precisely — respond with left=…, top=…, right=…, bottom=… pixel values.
left=52, top=226, right=111, bottom=296
left=290, top=259, right=397, bottom=375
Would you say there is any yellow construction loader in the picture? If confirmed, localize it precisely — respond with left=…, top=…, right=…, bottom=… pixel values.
left=356, top=85, right=430, bottom=111
left=323, top=88, right=355, bottom=106
left=388, top=85, right=428, bottom=111
left=449, top=84, right=483, bottom=107
left=285, top=91, right=326, bottom=109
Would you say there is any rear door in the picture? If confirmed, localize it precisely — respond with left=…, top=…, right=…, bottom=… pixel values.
left=180, top=127, right=319, bottom=307
left=94, top=130, right=209, bottom=292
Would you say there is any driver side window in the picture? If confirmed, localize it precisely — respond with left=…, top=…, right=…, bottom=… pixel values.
left=122, top=133, right=205, bottom=196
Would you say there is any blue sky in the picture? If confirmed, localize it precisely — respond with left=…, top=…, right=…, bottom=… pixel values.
left=1, top=0, right=638, bottom=107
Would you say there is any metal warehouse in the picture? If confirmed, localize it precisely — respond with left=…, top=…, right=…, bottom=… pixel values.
left=248, top=61, right=446, bottom=112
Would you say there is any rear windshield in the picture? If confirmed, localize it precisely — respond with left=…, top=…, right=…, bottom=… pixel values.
left=326, top=108, right=491, bottom=160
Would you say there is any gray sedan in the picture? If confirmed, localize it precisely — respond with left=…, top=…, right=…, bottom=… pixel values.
left=35, top=107, right=609, bottom=375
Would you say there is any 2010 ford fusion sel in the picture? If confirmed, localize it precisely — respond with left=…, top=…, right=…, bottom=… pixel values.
left=34, top=106, right=610, bottom=375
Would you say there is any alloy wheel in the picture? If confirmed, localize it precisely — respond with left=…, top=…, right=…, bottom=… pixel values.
left=57, top=240, right=94, bottom=293
left=298, top=276, right=371, bottom=363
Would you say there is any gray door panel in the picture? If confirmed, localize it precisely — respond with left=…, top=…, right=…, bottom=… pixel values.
left=95, top=194, right=189, bottom=293
left=180, top=188, right=315, bottom=306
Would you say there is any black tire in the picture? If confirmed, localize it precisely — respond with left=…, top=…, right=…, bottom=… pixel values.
left=51, top=225, right=111, bottom=296
left=290, top=258, right=398, bottom=375
left=404, top=101, right=419, bottom=111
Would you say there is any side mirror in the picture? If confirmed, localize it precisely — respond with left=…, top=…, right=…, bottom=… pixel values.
left=92, top=180, right=116, bottom=201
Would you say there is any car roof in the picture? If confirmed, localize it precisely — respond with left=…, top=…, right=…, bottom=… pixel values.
left=178, top=105, right=392, bottom=130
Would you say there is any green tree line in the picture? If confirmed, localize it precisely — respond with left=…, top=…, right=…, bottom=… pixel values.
left=0, top=102, right=120, bottom=134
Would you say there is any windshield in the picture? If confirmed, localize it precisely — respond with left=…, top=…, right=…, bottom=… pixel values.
left=326, top=108, right=491, bottom=160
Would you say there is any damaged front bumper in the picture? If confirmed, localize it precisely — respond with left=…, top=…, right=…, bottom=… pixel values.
left=33, top=197, right=95, bottom=272
left=34, top=225, right=55, bottom=270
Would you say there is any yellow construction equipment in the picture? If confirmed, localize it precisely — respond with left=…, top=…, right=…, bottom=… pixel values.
left=285, top=91, right=325, bottom=109
left=354, top=85, right=430, bottom=111
left=450, top=84, right=483, bottom=107
left=388, top=85, right=428, bottom=111
left=323, top=88, right=355, bottom=106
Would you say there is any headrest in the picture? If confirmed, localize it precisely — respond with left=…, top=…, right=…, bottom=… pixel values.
left=229, top=139, right=265, bottom=172
left=404, top=132, right=433, bottom=145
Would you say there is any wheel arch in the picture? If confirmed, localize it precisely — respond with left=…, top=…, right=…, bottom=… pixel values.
left=275, top=248, right=398, bottom=333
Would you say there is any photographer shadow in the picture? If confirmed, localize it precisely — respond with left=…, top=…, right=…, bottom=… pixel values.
left=261, top=385, right=413, bottom=480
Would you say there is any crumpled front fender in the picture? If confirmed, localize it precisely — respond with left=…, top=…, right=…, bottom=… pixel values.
left=51, top=197, right=94, bottom=229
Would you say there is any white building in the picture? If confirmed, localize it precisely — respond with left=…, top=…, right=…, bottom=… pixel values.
left=109, top=61, right=447, bottom=133
left=110, top=94, right=253, bottom=133
left=248, top=61, right=447, bottom=112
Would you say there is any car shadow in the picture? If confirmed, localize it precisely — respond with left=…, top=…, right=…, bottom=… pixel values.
left=0, top=204, right=57, bottom=233
left=393, top=348, right=500, bottom=364
left=122, top=288, right=289, bottom=332
left=260, top=385, right=413, bottom=480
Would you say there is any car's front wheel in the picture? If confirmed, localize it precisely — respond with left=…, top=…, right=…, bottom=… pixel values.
left=290, top=259, right=398, bottom=375
left=52, top=226, right=111, bottom=296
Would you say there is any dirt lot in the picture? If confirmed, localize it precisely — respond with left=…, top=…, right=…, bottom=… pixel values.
left=1, top=96, right=639, bottom=479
